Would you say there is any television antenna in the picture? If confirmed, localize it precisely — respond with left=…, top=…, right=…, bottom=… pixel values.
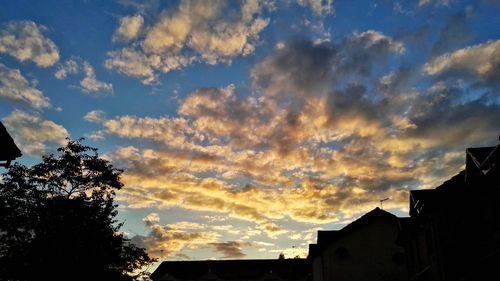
left=380, top=197, right=391, bottom=209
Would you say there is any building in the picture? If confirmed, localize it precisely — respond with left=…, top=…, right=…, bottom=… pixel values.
left=400, top=142, right=500, bottom=281
left=308, top=208, right=408, bottom=281
left=0, top=121, right=21, bottom=167
left=151, top=259, right=312, bottom=281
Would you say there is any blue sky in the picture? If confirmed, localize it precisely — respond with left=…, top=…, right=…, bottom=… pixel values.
left=1, top=0, right=500, bottom=265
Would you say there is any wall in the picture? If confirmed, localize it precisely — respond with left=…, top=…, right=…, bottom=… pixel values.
left=321, top=217, right=407, bottom=281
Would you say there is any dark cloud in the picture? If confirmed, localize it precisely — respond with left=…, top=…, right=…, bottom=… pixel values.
left=127, top=214, right=220, bottom=258
left=252, top=40, right=337, bottom=94
left=210, top=241, right=251, bottom=258
left=338, top=30, right=404, bottom=77
left=326, top=83, right=378, bottom=122
left=430, top=11, right=471, bottom=57
left=252, top=31, right=404, bottom=96
left=377, top=66, right=417, bottom=97
left=407, top=82, right=500, bottom=148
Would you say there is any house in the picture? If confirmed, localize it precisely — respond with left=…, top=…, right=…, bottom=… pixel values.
left=151, top=259, right=312, bottom=281
left=308, top=208, right=408, bottom=281
left=400, top=142, right=500, bottom=281
left=0, top=121, right=21, bottom=167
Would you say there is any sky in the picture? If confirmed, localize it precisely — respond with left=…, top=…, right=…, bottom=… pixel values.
left=1, top=0, right=500, bottom=265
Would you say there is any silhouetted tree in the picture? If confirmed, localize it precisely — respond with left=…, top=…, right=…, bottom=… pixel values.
left=0, top=139, right=154, bottom=281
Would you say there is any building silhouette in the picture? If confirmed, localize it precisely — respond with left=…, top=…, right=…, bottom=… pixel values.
left=151, top=259, right=311, bottom=281
left=308, top=208, right=408, bottom=281
left=400, top=142, right=500, bottom=281
left=0, top=121, right=21, bottom=167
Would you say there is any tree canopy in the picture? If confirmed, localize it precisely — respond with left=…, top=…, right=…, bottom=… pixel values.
left=0, top=139, right=154, bottom=281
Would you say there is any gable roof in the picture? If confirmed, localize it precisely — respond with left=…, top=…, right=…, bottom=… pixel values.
left=410, top=143, right=500, bottom=217
left=409, top=170, right=465, bottom=216
left=0, top=121, right=22, bottom=166
left=151, top=259, right=311, bottom=281
left=309, top=208, right=399, bottom=258
left=466, top=145, right=499, bottom=176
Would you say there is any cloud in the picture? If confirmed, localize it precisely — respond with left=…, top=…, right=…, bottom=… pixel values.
left=296, top=0, right=334, bottom=15
left=80, top=62, right=113, bottom=94
left=142, top=0, right=268, bottom=63
left=93, top=32, right=415, bottom=227
left=105, top=48, right=162, bottom=84
left=113, top=14, right=144, bottom=42
left=423, top=39, right=500, bottom=83
left=55, top=59, right=79, bottom=79
left=0, top=63, right=51, bottom=109
left=418, top=0, right=453, bottom=7
left=251, top=30, right=404, bottom=97
left=132, top=213, right=219, bottom=258
left=106, top=0, right=270, bottom=83
left=83, top=110, right=106, bottom=123
left=143, top=213, right=161, bottom=226
left=210, top=241, right=251, bottom=258
left=2, top=110, right=69, bottom=156
left=257, top=223, right=289, bottom=239
left=405, top=81, right=500, bottom=147
left=96, top=29, right=499, bottom=234
left=0, top=20, right=59, bottom=67
left=54, top=59, right=113, bottom=94
left=101, top=115, right=193, bottom=147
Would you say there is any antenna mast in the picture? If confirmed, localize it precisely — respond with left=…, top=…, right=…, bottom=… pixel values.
left=380, top=197, right=390, bottom=209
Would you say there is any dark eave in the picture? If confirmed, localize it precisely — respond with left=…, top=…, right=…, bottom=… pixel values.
left=0, top=121, right=22, bottom=166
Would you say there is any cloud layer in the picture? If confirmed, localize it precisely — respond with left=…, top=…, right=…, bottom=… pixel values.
left=90, top=30, right=500, bottom=250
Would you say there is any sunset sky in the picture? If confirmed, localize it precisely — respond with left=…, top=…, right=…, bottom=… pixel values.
left=1, top=0, right=499, bottom=265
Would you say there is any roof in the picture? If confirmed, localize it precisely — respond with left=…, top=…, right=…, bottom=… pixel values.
left=309, top=208, right=399, bottom=258
left=409, top=171, right=465, bottom=217
left=466, top=145, right=499, bottom=176
left=409, top=143, right=500, bottom=217
left=151, top=259, right=311, bottom=281
left=0, top=121, right=22, bottom=166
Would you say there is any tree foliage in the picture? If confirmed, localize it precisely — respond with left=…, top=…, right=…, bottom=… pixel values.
left=0, top=139, right=154, bottom=281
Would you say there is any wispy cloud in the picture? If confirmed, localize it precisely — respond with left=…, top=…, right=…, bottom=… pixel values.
left=54, top=59, right=113, bottom=94
left=296, top=0, right=334, bottom=15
